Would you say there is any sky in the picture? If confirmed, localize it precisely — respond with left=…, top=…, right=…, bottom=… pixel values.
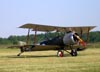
left=0, top=0, right=100, bottom=38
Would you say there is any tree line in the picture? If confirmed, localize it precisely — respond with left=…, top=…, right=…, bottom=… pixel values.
left=0, top=31, right=100, bottom=45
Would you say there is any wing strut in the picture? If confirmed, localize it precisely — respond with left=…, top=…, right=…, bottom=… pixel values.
left=26, top=29, right=30, bottom=45
left=33, top=30, right=37, bottom=45
left=86, top=27, right=90, bottom=43
left=80, top=28, right=83, bottom=38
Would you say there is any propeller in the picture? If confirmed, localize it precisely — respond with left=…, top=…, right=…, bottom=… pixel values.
left=74, top=34, right=86, bottom=47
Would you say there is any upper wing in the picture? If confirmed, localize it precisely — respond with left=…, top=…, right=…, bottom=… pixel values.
left=57, top=26, right=96, bottom=33
left=19, top=23, right=56, bottom=31
left=19, top=23, right=96, bottom=33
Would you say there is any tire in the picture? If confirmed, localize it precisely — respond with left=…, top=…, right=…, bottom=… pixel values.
left=71, top=49, right=77, bottom=56
left=57, top=50, right=64, bottom=57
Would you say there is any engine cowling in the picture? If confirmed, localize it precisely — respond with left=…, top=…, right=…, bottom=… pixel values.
left=63, top=32, right=78, bottom=45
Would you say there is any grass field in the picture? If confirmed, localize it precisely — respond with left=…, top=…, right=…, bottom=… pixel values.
left=0, top=47, right=100, bottom=72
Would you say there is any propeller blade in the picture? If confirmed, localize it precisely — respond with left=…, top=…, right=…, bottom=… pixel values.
left=74, top=34, right=86, bottom=47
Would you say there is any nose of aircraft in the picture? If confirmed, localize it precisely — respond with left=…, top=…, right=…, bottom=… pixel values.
left=74, top=34, right=86, bottom=47
left=63, top=32, right=86, bottom=47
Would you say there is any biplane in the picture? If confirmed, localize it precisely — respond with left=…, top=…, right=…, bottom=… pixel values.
left=10, top=23, right=96, bottom=57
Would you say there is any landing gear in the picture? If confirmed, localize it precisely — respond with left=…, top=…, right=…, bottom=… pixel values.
left=69, top=45, right=78, bottom=56
left=70, top=49, right=77, bottom=56
left=57, top=50, right=64, bottom=57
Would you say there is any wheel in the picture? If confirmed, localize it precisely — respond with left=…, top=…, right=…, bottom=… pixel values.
left=57, top=50, right=64, bottom=57
left=70, top=49, right=77, bottom=56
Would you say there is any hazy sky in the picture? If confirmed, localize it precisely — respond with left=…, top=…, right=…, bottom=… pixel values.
left=0, top=0, right=100, bottom=37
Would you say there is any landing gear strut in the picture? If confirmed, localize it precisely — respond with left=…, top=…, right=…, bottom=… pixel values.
left=57, top=48, right=78, bottom=57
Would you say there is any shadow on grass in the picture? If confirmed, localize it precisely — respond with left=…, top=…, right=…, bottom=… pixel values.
left=8, top=55, right=57, bottom=58
left=1, top=54, right=71, bottom=58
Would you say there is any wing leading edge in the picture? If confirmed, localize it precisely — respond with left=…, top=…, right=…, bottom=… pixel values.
left=19, top=23, right=96, bottom=33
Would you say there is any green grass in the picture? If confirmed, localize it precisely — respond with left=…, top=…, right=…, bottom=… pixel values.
left=0, top=47, right=100, bottom=72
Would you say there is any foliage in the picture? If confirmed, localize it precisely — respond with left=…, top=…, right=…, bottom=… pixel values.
left=0, top=31, right=100, bottom=45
